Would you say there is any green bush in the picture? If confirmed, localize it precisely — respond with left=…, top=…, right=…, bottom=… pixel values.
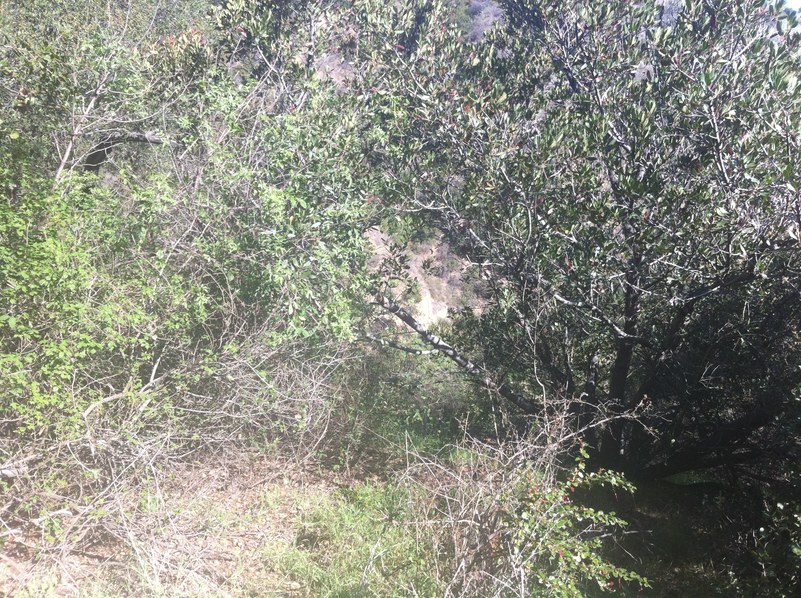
left=513, top=447, right=649, bottom=595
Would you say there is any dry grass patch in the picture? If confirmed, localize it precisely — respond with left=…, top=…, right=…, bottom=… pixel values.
left=1, top=452, right=337, bottom=597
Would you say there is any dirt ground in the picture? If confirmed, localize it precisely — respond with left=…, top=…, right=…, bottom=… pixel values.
left=1, top=454, right=337, bottom=597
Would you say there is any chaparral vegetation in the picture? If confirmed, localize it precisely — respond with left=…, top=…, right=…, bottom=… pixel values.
left=1, top=1, right=800, bottom=596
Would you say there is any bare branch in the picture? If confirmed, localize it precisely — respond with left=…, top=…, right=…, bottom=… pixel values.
left=376, top=295, right=539, bottom=413
left=361, top=332, right=440, bottom=355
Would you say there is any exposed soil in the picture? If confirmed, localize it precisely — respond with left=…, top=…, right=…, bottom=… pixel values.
left=365, top=227, right=482, bottom=326
left=0, top=454, right=338, bottom=597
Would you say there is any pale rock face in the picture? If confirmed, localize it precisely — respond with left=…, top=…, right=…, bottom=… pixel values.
left=467, top=0, right=503, bottom=43
left=365, top=228, right=481, bottom=326
left=313, top=52, right=356, bottom=91
left=657, top=0, right=682, bottom=26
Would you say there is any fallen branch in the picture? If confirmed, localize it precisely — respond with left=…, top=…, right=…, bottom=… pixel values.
left=0, top=453, right=40, bottom=479
left=376, top=295, right=539, bottom=413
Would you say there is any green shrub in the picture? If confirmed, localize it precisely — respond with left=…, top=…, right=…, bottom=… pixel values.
left=512, top=447, right=649, bottom=595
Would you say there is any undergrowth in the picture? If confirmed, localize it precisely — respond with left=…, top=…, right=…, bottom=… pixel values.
left=275, top=482, right=440, bottom=597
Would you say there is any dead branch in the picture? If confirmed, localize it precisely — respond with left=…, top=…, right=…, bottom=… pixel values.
left=376, top=295, right=539, bottom=414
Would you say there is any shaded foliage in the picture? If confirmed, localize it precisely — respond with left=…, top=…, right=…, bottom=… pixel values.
left=356, top=0, right=801, bottom=480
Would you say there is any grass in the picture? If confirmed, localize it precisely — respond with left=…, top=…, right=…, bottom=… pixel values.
left=4, top=455, right=447, bottom=597
left=274, top=481, right=440, bottom=597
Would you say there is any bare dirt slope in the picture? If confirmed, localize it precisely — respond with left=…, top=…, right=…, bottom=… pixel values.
left=365, top=228, right=482, bottom=327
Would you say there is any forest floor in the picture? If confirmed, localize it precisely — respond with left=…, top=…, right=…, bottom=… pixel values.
left=1, top=453, right=342, bottom=597
left=2, top=447, right=755, bottom=597
left=595, top=478, right=764, bottom=597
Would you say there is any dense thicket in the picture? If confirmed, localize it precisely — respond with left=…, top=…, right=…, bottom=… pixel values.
left=0, top=0, right=376, bottom=444
left=356, top=0, right=801, bottom=481
left=2, top=0, right=801, bottom=595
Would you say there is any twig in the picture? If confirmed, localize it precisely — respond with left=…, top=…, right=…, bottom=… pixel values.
left=82, top=375, right=166, bottom=422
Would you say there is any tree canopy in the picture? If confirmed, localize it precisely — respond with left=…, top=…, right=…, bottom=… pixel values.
left=355, top=0, right=801, bottom=479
